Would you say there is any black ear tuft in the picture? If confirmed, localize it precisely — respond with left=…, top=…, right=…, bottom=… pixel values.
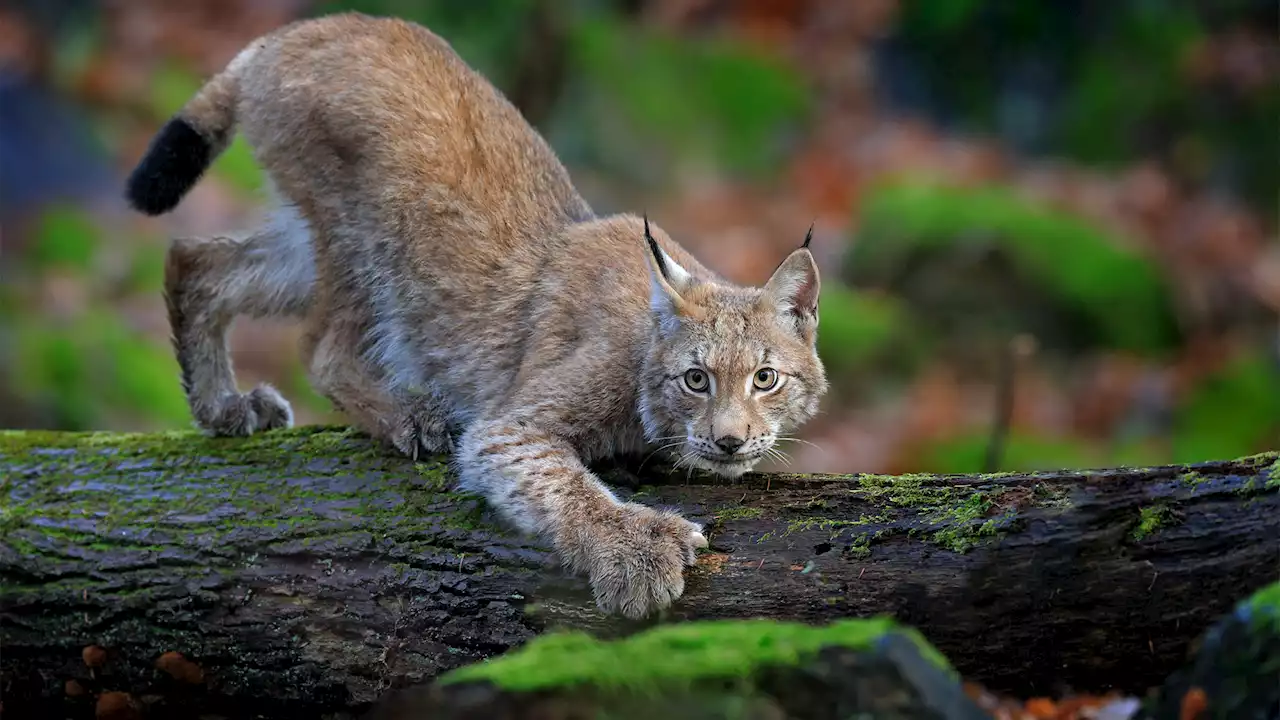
left=802, top=222, right=814, bottom=249
left=644, top=213, right=672, bottom=281
left=125, top=116, right=213, bottom=216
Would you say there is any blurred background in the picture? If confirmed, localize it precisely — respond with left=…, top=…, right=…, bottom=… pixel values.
left=0, top=0, right=1276, bottom=474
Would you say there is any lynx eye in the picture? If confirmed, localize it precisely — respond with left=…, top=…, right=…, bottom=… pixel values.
left=753, top=368, right=779, bottom=391
left=683, top=369, right=709, bottom=392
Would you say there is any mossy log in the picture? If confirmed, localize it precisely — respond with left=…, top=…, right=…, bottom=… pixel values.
left=367, top=618, right=992, bottom=720
left=1, top=427, right=1276, bottom=718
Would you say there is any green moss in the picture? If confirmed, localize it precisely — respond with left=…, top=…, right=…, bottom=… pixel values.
left=0, top=427, right=487, bottom=595
left=1264, top=455, right=1280, bottom=490
left=1236, top=451, right=1280, bottom=465
left=1131, top=503, right=1180, bottom=541
left=854, top=472, right=956, bottom=508
left=939, top=491, right=991, bottom=523
left=783, top=513, right=887, bottom=537
left=1180, top=470, right=1209, bottom=489
left=1225, top=579, right=1280, bottom=642
left=1031, top=482, right=1073, bottom=509
left=755, top=473, right=1026, bottom=554
left=712, top=506, right=764, bottom=522
left=1246, top=581, right=1280, bottom=610
left=847, top=533, right=872, bottom=557
left=1244, top=580, right=1280, bottom=628
left=918, top=489, right=1009, bottom=553
left=1231, top=453, right=1280, bottom=496
left=929, top=492, right=1005, bottom=553
left=441, top=617, right=949, bottom=692
left=749, top=475, right=1026, bottom=555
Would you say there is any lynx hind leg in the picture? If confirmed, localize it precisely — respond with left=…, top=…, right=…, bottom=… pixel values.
left=301, top=321, right=391, bottom=442
left=164, top=206, right=314, bottom=436
left=303, top=324, right=454, bottom=459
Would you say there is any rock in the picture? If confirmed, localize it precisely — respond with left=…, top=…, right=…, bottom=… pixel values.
left=363, top=617, right=989, bottom=720
left=1142, top=580, right=1280, bottom=720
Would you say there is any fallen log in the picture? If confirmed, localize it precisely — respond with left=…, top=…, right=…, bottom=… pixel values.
left=1, top=426, right=1276, bottom=718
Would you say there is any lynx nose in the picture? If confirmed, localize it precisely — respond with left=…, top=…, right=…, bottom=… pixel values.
left=715, top=436, right=745, bottom=455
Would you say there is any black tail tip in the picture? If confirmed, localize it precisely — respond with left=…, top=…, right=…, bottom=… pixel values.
left=125, top=116, right=213, bottom=216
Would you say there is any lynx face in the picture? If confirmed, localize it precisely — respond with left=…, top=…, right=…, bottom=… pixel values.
left=639, top=224, right=827, bottom=478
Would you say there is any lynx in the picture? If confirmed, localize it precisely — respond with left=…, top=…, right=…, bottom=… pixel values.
left=125, top=12, right=827, bottom=617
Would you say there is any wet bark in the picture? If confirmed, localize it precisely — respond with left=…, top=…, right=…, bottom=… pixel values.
left=1, top=427, right=1276, bottom=717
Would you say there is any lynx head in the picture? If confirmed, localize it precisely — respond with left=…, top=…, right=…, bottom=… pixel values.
left=638, top=218, right=828, bottom=478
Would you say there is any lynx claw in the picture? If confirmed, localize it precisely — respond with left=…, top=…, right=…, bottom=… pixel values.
left=197, top=383, right=294, bottom=437
left=389, top=406, right=453, bottom=461
left=687, top=529, right=709, bottom=564
left=582, top=505, right=706, bottom=619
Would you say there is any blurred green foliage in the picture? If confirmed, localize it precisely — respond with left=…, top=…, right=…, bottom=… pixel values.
left=121, top=243, right=168, bottom=296
left=12, top=311, right=190, bottom=431
left=914, top=432, right=1101, bottom=475
left=1173, top=354, right=1280, bottom=463
left=29, top=205, right=99, bottom=271
left=1056, top=5, right=1204, bottom=163
left=902, top=350, right=1280, bottom=473
left=845, top=181, right=1181, bottom=355
left=567, top=18, right=808, bottom=176
left=815, top=284, right=923, bottom=391
left=894, top=0, right=1280, bottom=218
left=5, top=205, right=191, bottom=430
left=906, top=354, right=1280, bottom=473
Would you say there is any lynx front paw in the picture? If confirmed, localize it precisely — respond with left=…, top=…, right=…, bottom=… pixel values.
left=196, top=384, right=294, bottom=437
left=579, top=504, right=708, bottom=619
left=388, top=399, right=454, bottom=461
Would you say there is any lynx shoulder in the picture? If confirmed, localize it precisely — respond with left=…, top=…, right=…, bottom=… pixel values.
left=125, top=12, right=827, bottom=618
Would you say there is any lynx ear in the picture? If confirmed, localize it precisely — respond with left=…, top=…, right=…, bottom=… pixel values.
left=763, top=239, right=820, bottom=341
left=644, top=215, right=693, bottom=323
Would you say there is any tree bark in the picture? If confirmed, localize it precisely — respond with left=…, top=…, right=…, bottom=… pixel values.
left=1, top=427, right=1276, bottom=717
